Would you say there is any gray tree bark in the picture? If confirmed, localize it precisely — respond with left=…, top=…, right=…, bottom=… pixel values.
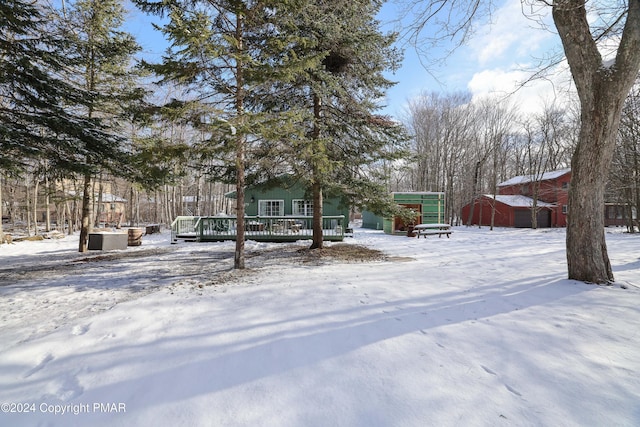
left=234, top=11, right=246, bottom=270
left=553, top=0, right=640, bottom=283
left=78, top=173, right=92, bottom=252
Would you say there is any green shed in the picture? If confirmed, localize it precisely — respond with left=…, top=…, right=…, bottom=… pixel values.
left=385, top=192, right=446, bottom=234
left=360, top=192, right=446, bottom=234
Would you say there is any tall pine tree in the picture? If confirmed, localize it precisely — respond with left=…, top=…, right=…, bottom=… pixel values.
left=53, top=0, right=144, bottom=252
left=134, top=0, right=320, bottom=268
left=263, top=0, right=408, bottom=249
left=1, top=0, right=142, bottom=244
left=0, top=0, right=125, bottom=171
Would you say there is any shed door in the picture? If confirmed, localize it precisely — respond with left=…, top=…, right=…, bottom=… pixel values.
left=514, top=209, right=550, bottom=228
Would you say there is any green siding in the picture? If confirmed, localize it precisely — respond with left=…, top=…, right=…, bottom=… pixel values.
left=241, top=178, right=349, bottom=220
left=383, top=217, right=394, bottom=234
left=362, top=210, right=384, bottom=230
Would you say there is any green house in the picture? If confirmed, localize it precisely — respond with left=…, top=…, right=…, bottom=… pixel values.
left=170, top=176, right=350, bottom=243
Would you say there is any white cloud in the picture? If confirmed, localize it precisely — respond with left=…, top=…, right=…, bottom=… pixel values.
left=460, top=0, right=577, bottom=115
left=467, top=68, right=527, bottom=95
left=382, top=0, right=573, bottom=119
left=470, top=0, right=555, bottom=67
left=467, top=64, right=576, bottom=116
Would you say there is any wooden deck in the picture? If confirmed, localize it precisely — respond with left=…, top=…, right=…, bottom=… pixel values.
left=171, top=215, right=346, bottom=243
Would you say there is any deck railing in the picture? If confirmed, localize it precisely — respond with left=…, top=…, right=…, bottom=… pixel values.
left=170, top=216, right=199, bottom=242
left=172, top=215, right=346, bottom=243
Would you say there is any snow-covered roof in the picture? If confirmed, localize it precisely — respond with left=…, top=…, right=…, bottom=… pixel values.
left=498, top=168, right=571, bottom=187
left=67, top=191, right=127, bottom=203
left=391, top=191, right=445, bottom=195
left=487, top=194, right=555, bottom=208
left=100, top=193, right=127, bottom=203
left=183, top=195, right=220, bottom=203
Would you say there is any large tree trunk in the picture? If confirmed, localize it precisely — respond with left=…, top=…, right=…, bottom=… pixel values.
left=44, top=174, right=51, bottom=232
left=310, top=181, right=323, bottom=249
left=234, top=11, right=245, bottom=270
left=78, top=172, right=92, bottom=252
left=234, top=130, right=246, bottom=269
left=94, top=178, right=103, bottom=227
left=553, top=0, right=640, bottom=283
left=25, top=176, right=32, bottom=235
left=310, top=92, right=324, bottom=250
left=32, top=173, right=39, bottom=235
left=0, top=172, right=4, bottom=243
left=565, top=91, right=628, bottom=282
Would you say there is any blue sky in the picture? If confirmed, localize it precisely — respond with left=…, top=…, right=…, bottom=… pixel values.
left=125, top=1, right=167, bottom=60
left=125, top=0, right=571, bottom=119
left=376, top=0, right=573, bottom=118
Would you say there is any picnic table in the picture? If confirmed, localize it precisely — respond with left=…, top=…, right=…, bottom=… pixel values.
left=413, top=223, right=453, bottom=238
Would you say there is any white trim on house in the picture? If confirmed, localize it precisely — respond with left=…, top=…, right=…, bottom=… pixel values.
left=292, top=199, right=313, bottom=216
left=258, top=199, right=284, bottom=216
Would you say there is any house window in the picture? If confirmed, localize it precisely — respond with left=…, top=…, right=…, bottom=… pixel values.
left=292, top=200, right=313, bottom=216
left=561, top=182, right=569, bottom=190
left=562, top=205, right=568, bottom=215
left=258, top=200, right=284, bottom=216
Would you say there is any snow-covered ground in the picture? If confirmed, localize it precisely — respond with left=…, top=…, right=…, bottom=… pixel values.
left=1, top=226, right=639, bottom=427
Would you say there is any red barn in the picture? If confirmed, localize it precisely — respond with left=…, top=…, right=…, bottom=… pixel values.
left=462, top=195, right=555, bottom=228
left=462, top=168, right=571, bottom=228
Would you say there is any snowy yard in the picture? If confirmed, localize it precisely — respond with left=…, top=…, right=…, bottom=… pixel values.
left=1, top=226, right=639, bottom=427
